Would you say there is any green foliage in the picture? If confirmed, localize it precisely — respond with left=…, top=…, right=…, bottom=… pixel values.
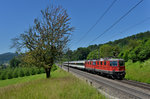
left=0, top=67, right=47, bottom=80
left=13, top=69, right=19, bottom=78
left=71, top=47, right=90, bottom=60
left=107, top=31, right=150, bottom=48
left=0, top=71, right=7, bottom=80
left=117, top=38, right=150, bottom=62
left=123, top=50, right=129, bottom=62
left=63, top=31, right=150, bottom=62
left=40, top=68, right=45, bottom=73
left=87, top=44, right=121, bottom=59
left=100, top=44, right=113, bottom=58
left=112, top=45, right=120, bottom=57
left=37, top=69, right=42, bottom=74
left=12, top=6, right=74, bottom=78
left=25, top=68, right=30, bottom=76
left=126, top=39, right=150, bottom=62
left=51, top=64, right=58, bottom=72
left=9, top=57, right=21, bottom=68
left=87, top=49, right=99, bottom=60
left=125, top=59, right=150, bottom=83
left=30, top=68, right=36, bottom=75
left=7, top=69, right=13, bottom=79
left=19, top=68, right=25, bottom=77
left=87, top=44, right=99, bottom=52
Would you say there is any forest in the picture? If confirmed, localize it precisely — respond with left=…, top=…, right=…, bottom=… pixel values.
left=64, top=31, right=150, bottom=62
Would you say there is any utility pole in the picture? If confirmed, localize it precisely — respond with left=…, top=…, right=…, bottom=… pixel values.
left=59, top=52, right=62, bottom=68
left=98, top=46, right=100, bottom=59
left=67, top=48, right=69, bottom=72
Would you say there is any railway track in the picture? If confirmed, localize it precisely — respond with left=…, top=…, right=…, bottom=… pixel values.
left=119, top=79, right=150, bottom=91
left=60, top=65, right=150, bottom=99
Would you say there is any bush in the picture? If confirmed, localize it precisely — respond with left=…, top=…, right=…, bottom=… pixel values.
left=13, top=70, right=19, bottom=78
left=19, top=68, right=25, bottom=77
left=51, top=64, right=57, bottom=72
left=10, top=57, right=21, bottom=68
left=31, top=68, right=36, bottom=75
left=37, top=69, right=42, bottom=74
left=25, top=69, right=30, bottom=76
left=40, top=68, right=45, bottom=73
left=8, top=73, right=13, bottom=79
left=0, top=66, right=47, bottom=80
left=0, top=71, right=7, bottom=80
left=7, top=70, right=13, bottom=79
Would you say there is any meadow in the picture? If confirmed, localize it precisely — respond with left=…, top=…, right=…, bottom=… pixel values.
left=0, top=67, right=45, bottom=80
left=0, top=68, right=105, bottom=99
left=125, top=59, right=150, bottom=83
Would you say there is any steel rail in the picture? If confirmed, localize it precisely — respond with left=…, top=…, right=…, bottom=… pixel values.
left=61, top=65, right=150, bottom=99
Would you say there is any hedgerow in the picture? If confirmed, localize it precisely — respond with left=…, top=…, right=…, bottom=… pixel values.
left=0, top=65, right=55, bottom=80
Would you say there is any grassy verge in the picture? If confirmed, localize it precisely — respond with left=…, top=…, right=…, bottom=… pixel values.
left=0, top=73, right=45, bottom=87
left=125, top=59, right=150, bottom=83
left=0, top=68, right=105, bottom=99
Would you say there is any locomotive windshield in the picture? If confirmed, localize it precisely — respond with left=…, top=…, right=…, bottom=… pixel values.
left=119, top=61, right=125, bottom=66
left=110, top=61, right=118, bottom=66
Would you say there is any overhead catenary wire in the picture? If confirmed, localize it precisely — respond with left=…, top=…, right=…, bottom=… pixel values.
left=69, top=0, right=117, bottom=48
left=87, top=0, right=144, bottom=45
left=106, top=17, right=150, bottom=42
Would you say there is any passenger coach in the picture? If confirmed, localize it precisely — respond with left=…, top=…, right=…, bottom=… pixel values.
left=63, top=58, right=126, bottom=79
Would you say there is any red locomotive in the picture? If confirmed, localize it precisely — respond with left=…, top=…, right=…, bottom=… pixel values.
left=63, top=58, right=126, bottom=79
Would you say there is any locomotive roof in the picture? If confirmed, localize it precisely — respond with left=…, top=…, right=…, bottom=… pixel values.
left=86, top=58, right=124, bottom=61
left=63, top=58, right=124, bottom=64
left=64, top=60, right=85, bottom=64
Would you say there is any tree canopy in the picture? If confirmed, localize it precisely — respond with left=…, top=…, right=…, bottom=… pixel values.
left=12, top=6, right=74, bottom=78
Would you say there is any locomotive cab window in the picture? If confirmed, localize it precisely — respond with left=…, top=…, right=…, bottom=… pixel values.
left=93, top=61, right=96, bottom=65
left=101, top=61, right=103, bottom=65
left=104, top=61, right=106, bottom=65
left=110, top=61, right=118, bottom=66
left=97, top=61, right=99, bottom=65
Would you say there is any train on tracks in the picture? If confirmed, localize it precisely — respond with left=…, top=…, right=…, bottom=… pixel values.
left=63, top=58, right=126, bottom=79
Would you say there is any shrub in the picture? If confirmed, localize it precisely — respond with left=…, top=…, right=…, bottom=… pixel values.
left=19, top=68, right=25, bottom=77
left=13, top=70, right=19, bottom=78
left=51, top=64, right=57, bottom=72
left=37, top=68, right=42, bottom=74
left=10, top=57, right=21, bottom=68
left=40, top=68, right=45, bottom=73
left=31, top=68, right=36, bottom=75
left=25, top=69, right=30, bottom=76
left=0, top=71, right=7, bottom=80
left=7, top=70, right=13, bottom=79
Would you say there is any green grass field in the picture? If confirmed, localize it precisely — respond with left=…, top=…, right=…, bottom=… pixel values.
left=125, top=59, right=150, bottom=84
left=0, top=73, right=45, bottom=87
left=0, top=68, right=105, bottom=99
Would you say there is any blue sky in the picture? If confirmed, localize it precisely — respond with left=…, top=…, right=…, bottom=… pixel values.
left=0, top=0, right=149, bottom=54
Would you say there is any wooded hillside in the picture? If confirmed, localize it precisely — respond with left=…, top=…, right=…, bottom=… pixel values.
left=65, top=31, right=150, bottom=62
left=0, top=53, right=17, bottom=65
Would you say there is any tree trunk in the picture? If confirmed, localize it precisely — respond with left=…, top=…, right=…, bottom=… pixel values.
left=45, top=68, right=51, bottom=78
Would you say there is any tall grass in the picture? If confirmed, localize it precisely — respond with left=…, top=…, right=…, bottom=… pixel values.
left=0, top=68, right=105, bottom=99
left=125, top=59, right=150, bottom=83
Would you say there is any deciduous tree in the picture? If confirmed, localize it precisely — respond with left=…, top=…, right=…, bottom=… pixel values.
left=11, top=6, right=74, bottom=78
